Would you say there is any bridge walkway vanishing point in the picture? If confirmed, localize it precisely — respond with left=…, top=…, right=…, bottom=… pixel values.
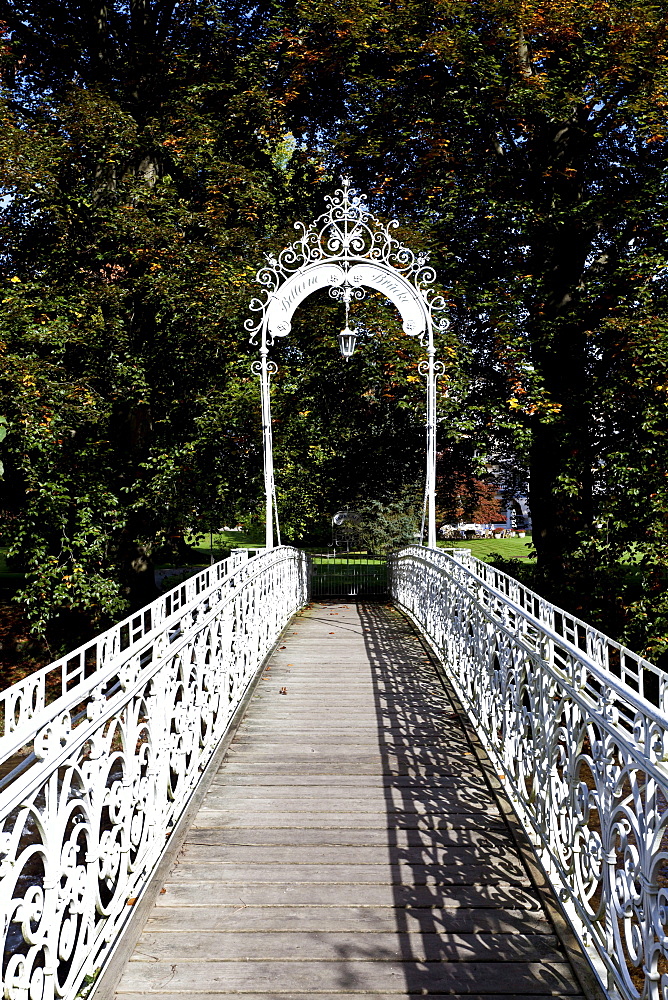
left=115, top=600, right=589, bottom=1000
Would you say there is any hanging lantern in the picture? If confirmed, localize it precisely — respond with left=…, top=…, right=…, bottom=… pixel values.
left=337, top=325, right=358, bottom=361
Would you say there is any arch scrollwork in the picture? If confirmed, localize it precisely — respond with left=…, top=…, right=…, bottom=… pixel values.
left=246, top=177, right=451, bottom=550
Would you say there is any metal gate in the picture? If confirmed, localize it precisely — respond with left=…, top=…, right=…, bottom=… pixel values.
left=308, top=553, right=388, bottom=597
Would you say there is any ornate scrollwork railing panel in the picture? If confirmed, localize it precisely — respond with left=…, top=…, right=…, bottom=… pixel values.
left=0, top=546, right=308, bottom=1000
left=389, top=545, right=668, bottom=1000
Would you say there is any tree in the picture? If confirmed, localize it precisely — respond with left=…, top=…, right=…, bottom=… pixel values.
left=4, top=0, right=668, bottom=658
left=268, top=0, right=668, bottom=650
left=0, top=0, right=292, bottom=640
left=0, top=1, right=468, bottom=644
left=352, top=492, right=421, bottom=556
left=436, top=464, right=506, bottom=527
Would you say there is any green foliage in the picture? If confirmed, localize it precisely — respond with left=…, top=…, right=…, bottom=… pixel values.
left=1, top=0, right=668, bottom=661
left=0, top=1, right=468, bottom=644
left=0, top=0, right=291, bottom=641
left=266, top=0, right=668, bottom=656
left=353, top=492, right=421, bottom=556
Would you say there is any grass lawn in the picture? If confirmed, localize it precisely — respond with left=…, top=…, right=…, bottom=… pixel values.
left=184, top=529, right=265, bottom=563
left=185, top=532, right=536, bottom=565
left=438, top=536, right=535, bottom=562
left=0, top=532, right=535, bottom=584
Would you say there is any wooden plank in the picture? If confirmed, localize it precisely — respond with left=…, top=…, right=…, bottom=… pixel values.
left=229, top=733, right=461, bottom=742
left=217, top=764, right=466, bottom=780
left=165, top=862, right=527, bottom=885
left=232, top=713, right=461, bottom=721
left=145, top=905, right=554, bottom=935
left=249, top=697, right=453, bottom=706
left=183, top=826, right=510, bottom=846
left=205, top=779, right=494, bottom=794
left=179, top=844, right=518, bottom=865
left=117, top=959, right=582, bottom=995
left=208, top=774, right=488, bottom=788
left=131, top=930, right=564, bottom=964
left=119, top=993, right=587, bottom=1000
left=155, top=882, right=546, bottom=909
left=214, top=764, right=484, bottom=777
left=220, top=747, right=477, bottom=758
left=199, top=793, right=500, bottom=812
left=191, top=812, right=505, bottom=829
left=226, top=737, right=466, bottom=747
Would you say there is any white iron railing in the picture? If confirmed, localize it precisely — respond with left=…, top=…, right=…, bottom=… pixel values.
left=389, top=545, right=668, bottom=1000
left=0, top=546, right=308, bottom=1000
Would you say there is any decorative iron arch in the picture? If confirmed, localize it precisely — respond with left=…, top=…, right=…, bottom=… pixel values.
left=246, top=177, right=450, bottom=550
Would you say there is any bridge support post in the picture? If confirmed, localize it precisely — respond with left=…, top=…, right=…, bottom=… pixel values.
left=426, top=346, right=437, bottom=550
left=257, top=347, right=276, bottom=550
left=421, top=346, right=445, bottom=550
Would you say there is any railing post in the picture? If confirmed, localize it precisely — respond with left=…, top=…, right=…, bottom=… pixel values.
left=425, top=344, right=437, bottom=550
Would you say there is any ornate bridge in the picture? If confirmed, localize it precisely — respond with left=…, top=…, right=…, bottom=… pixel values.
left=0, top=545, right=665, bottom=1000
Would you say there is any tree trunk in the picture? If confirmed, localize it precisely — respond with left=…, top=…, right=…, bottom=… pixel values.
left=529, top=321, right=594, bottom=609
left=117, top=531, right=158, bottom=611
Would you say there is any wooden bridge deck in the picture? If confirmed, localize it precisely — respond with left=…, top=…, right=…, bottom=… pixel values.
left=115, top=600, right=588, bottom=999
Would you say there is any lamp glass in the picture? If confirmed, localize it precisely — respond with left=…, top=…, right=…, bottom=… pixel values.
left=337, top=326, right=357, bottom=360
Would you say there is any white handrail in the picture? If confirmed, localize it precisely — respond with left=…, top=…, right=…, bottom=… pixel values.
left=390, top=545, right=668, bottom=1000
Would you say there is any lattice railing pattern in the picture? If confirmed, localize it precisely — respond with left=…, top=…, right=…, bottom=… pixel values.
left=390, top=545, right=668, bottom=1000
left=0, top=546, right=308, bottom=1000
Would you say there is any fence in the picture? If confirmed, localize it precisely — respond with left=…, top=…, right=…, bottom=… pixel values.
left=0, top=546, right=308, bottom=1000
left=308, top=552, right=388, bottom=597
left=389, top=544, right=668, bottom=1000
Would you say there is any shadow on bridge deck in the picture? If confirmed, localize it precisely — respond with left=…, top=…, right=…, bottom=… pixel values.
left=112, top=600, right=589, bottom=1000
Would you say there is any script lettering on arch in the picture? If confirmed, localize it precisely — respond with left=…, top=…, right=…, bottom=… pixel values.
left=265, top=262, right=427, bottom=339
left=347, top=263, right=426, bottom=336
left=266, top=264, right=345, bottom=338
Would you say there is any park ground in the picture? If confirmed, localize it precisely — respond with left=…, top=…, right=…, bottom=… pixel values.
left=187, top=531, right=535, bottom=564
